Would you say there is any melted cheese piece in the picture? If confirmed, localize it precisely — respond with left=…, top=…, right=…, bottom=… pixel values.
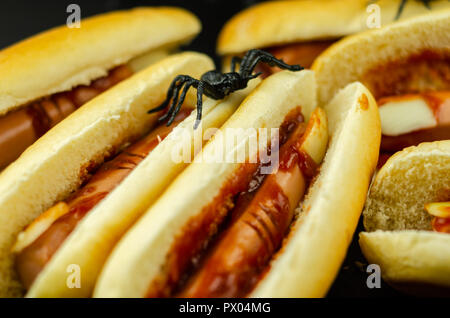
left=12, top=202, right=69, bottom=253
left=425, top=201, right=450, bottom=218
left=379, top=96, right=437, bottom=136
left=299, top=107, right=328, bottom=165
left=378, top=92, right=450, bottom=137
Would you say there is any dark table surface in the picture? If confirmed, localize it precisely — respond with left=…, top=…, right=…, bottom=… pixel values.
left=0, top=0, right=406, bottom=298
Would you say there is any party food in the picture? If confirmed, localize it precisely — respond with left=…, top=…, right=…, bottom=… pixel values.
left=0, top=52, right=258, bottom=297
left=94, top=71, right=381, bottom=298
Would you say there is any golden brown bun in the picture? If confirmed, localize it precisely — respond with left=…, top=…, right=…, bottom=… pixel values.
left=26, top=80, right=259, bottom=298
left=0, top=52, right=214, bottom=297
left=360, top=231, right=450, bottom=289
left=93, top=76, right=381, bottom=298
left=251, top=82, right=380, bottom=297
left=360, top=141, right=450, bottom=291
left=217, top=0, right=450, bottom=56
left=0, top=7, right=201, bottom=116
left=313, top=8, right=450, bottom=104
left=94, top=70, right=318, bottom=297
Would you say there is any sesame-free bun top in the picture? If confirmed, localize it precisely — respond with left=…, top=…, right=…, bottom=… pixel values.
left=313, top=8, right=450, bottom=104
left=217, top=0, right=450, bottom=56
left=0, top=7, right=201, bottom=116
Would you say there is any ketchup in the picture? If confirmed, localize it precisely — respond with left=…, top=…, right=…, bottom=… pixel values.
left=15, top=109, right=191, bottom=289
left=145, top=108, right=319, bottom=298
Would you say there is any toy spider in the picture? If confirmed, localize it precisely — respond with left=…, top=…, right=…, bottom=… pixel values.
left=394, top=0, right=435, bottom=19
left=148, top=49, right=303, bottom=128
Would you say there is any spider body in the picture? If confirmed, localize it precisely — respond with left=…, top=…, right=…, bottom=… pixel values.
left=149, top=49, right=303, bottom=128
left=199, top=70, right=247, bottom=99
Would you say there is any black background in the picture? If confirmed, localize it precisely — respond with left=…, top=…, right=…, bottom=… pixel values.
left=0, top=0, right=404, bottom=297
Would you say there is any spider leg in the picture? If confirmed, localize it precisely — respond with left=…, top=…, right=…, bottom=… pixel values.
left=194, top=82, right=205, bottom=129
left=239, top=49, right=303, bottom=78
left=147, top=75, right=185, bottom=114
left=395, top=0, right=407, bottom=19
left=158, top=80, right=185, bottom=122
left=230, top=56, right=242, bottom=73
left=421, top=0, right=432, bottom=9
left=166, top=79, right=197, bottom=126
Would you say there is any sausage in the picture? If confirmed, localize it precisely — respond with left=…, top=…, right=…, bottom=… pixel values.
left=0, top=65, right=133, bottom=170
left=432, top=217, right=450, bottom=233
left=178, top=123, right=309, bottom=298
left=381, top=124, right=450, bottom=152
left=15, top=109, right=191, bottom=289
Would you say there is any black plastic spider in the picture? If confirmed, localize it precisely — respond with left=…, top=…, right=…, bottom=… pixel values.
left=148, top=49, right=303, bottom=129
left=394, top=0, right=436, bottom=19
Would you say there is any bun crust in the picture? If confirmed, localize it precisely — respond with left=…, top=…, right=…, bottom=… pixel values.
left=0, top=7, right=201, bottom=116
left=0, top=52, right=213, bottom=297
left=251, top=82, right=380, bottom=297
left=217, top=0, right=450, bottom=55
left=360, top=231, right=450, bottom=289
left=313, top=9, right=450, bottom=104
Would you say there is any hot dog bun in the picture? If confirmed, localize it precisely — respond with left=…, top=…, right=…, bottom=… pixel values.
left=251, top=82, right=380, bottom=297
left=0, top=7, right=200, bottom=116
left=217, top=0, right=450, bottom=56
left=313, top=9, right=450, bottom=104
left=0, top=52, right=214, bottom=297
left=360, top=140, right=450, bottom=290
left=93, top=74, right=381, bottom=297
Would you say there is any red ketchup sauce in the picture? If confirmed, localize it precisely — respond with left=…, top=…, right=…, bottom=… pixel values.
left=145, top=108, right=319, bottom=298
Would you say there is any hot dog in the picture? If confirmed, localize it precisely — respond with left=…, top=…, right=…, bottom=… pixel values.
left=0, top=7, right=201, bottom=169
left=0, top=52, right=259, bottom=297
left=217, top=0, right=450, bottom=73
left=177, top=120, right=312, bottom=298
left=360, top=140, right=450, bottom=294
left=0, top=66, right=133, bottom=169
left=93, top=71, right=381, bottom=298
left=313, top=9, right=450, bottom=166
left=13, top=110, right=191, bottom=290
